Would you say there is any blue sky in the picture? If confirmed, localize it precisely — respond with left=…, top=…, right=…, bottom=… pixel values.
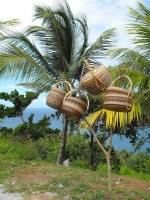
left=0, top=0, right=148, bottom=108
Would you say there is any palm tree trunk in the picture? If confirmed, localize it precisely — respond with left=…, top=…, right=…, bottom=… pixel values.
left=57, top=115, right=69, bottom=164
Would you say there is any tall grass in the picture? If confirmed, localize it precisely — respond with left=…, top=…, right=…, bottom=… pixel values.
left=119, top=166, right=150, bottom=182
left=0, top=135, right=60, bottom=163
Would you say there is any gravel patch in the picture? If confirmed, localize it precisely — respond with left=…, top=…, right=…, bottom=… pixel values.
left=0, top=184, right=24, bottom=200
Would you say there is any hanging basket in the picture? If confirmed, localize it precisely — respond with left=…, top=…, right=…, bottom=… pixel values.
left=103, top=75, right=133, bottom=112
left=61, top=90, right=89, bottom=120
left=81, top=60, right=112, bottom=95
left=46, top=81, right=72, bottom=111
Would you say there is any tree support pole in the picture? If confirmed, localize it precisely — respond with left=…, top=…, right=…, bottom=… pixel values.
left=83, top=117, right=114, bottom=193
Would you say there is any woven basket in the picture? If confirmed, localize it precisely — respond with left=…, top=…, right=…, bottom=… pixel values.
left=103, top=76, right=133, bottom=112
left=61, top=90, right=89, bottom=120
left=81, top=60, right=112, bottom=95
left=46, top=81, right=72, bottom=111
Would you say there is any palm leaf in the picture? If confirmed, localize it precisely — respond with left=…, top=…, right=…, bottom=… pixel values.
left=0, top=19, right=20, bottom=27
left=0, top=43, right=54, bottom=82
left=127, top=2, right=150, bottom=55
left=80, top=101, right=142, bottom=130
left=84, top=28, right=117, bottom=65
left=109, top=48, right=150, bottom=74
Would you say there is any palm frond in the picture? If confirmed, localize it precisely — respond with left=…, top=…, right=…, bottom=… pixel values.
left=80, top=101, right=142, bottom=130
left=109, top=48, right=150, bottom=74
left=0, top=19, right=20, bottom=27
left=29, top=1, right=90, bottom=81
left=84, top=28, right=117, bottom=65
left=109, top=66, right=150, bottom=89
left=0, top=43, right=54, bottom=82
left=17, top=75, right=55, bottom=92
left=127, top=2, right=150, bottom=55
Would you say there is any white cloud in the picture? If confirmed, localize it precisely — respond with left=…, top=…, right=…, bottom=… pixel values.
left=0, top=0, right=138, bottom=37
left=0, top=0, right=140, bottom=47
left=68, top=0, right=138, bottom=46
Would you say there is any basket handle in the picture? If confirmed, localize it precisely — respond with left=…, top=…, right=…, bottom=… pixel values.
left=63, top=90, right=89, bottom=112
left=111, top=75, right=133, bottom=97
left=83, top=60, right=103, bottom=87
left=54, top=81, right=72, bottom=92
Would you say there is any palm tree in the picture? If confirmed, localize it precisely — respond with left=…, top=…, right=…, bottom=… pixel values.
left=110, top=1, right=150, bottom=119
left=0, top=0, right=116, bottom=164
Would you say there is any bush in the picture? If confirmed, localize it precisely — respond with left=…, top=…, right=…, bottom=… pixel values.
left=65, top=134, right=91, bottom=162
left=35, top=137, right=60, bottom=162
left=0, top=134, right=61, bottom=162
left=12, top=114, right=60, bottom=140
left=0, top=136, right=12, bottom=154
left=7, top=141, right=39, bottom=160
left=118, top=150, right=150, bottom=174
left=72, top=159, right=89, bottom=169
left=119, top=166, right=150, bottom=181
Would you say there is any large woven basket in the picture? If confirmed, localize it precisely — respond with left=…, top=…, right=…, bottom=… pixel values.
left=61, top=90, right=89, bottom=120
left=81, top=60, right=112, bottom=95
left=46, top=81, right=72, bottom=111
left=103, top=76, right=133, bottom=112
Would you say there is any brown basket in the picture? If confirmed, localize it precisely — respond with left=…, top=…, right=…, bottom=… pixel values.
left=81, top=60, right=112, bottom=95
left=46, top=81, right=72, bottom=111
left=103, top=76, right=133, bottom=112
left=61, top=90, right=89, bottom=120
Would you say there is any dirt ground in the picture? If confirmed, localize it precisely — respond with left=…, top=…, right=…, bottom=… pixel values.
left=11, top=164, right=150, bottom=200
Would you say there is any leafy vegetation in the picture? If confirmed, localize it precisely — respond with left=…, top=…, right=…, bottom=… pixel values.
left=0, top=90, right=40, bottom=123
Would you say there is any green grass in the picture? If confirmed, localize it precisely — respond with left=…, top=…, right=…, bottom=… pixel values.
left=1, top=162, right=150, bottom=200
left=0, top=136, right=150, bottom=200
left=71, top=183, right=90, bottom=193
left=119, top=166, right=150, bottom=181
left=131, top=190, right=150, bottom=200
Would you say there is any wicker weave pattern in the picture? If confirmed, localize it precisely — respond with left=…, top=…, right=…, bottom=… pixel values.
left=46, top=87, right=67, bottom=110
left=61, top=90, right=89, bottom=120
left=104, top=101, right=133, bottom=112
left=46, top=81, right=72, bottom=111
left=104, top=94, right=133, bottom=103
left=103, top=76, right=133, bottom=112
left=81, top=65, right=112, bottom=95
left=62, top=97, right=87, bottom=120
left=61, top=105, right=83, bottom=120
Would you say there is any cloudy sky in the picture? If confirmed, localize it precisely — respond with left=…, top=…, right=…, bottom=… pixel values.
left=0, top=0, right=147, bottom=108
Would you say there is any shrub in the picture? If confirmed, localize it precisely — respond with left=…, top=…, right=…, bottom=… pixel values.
left=119, top=166, right=150, bottom=181
left=118, top=150, right=150, bottom=174
left=72, top=159, right=89, bottom=169
left=13, top=114, right=60, bottom=140
left=65, top=134, right=91, bottom=162
left=35, top=137, right=60, bottom=162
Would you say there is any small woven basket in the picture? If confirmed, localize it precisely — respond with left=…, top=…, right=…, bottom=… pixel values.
left=46, top=81, right=72, bottom=111
left=103, top=76, right=133, bottom=112
left=61, top=90, right=89, bottom=120
left=81, top=60, right=112, bottom=95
